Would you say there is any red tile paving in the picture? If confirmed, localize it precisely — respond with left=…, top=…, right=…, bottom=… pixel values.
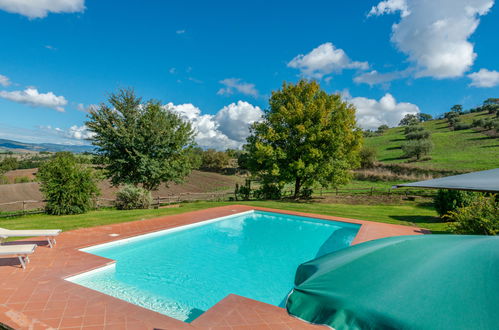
left=0, top=205, right=428, bottom=329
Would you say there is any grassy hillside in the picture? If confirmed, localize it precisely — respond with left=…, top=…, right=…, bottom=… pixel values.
left=364, top=111, right=499, bottom=171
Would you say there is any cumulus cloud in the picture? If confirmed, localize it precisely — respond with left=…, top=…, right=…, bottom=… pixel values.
left=0, top=87, right=68, bottom=112
left=214, top=101, right=263, bottom=142
left=369, top=0, right=494, bottom=79
left=468, top=68, right=499, bottom=87
left=77, top=103, right=98, bottom=112
left=0, top=74, right=11, bottom=87
left=217, top=78, right=259, bottom=98
left=41, top=125, right=95, bottom=141
left=0, top=0, right=85, bottom=19
left=288, top=42, right=368, bottom=79
left=348, top=93, right=419, bottom=130
left=165, top=101, right=262, bottom=150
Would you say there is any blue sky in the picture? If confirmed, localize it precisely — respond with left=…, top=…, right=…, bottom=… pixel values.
left=0, top=0, right=498, bottom=148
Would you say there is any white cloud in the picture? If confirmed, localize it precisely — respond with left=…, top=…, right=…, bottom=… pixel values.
left=40, top=125, right=95, bottom=141
left=217, top=78, right=259, bottom=98
left=0, top=0, right=85, bottom=19
left=354, top=69, right=411, bottom=87
left=369, top=0, right=410, bottom=17
left=0, top=74, right=10, bottom=87
left=169, top=67, right=176, bottom=74
left=176, top=30, right=186, bottom=34
left=468, top=68, right=499, bottom=87
left=348, top=93, right=419, bottom=130
left=288, top=42, right=368, bottom=79
left=0, top=87, right=68, bottom=112
left=369, top=0, right=494, bottom=79
left=214, top=101, right=263, bottom=142
left=164, top=101, right=262, bottom=150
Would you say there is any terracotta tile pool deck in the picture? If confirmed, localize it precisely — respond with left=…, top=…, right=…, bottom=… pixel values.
left=0, top=205, right=429, bottom=329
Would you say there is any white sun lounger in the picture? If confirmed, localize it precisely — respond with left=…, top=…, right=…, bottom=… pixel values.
left=0, top=238, right=37, bottom=269
left=0, top=228, right=62, bottom=248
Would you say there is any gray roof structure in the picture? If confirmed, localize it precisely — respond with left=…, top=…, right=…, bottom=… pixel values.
left=394, top=168, right=499, bottom=193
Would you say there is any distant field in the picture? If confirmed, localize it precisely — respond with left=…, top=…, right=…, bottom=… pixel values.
left=364, top=111, right=499, bottom=171
left=0, top=170, right=244, bottom=212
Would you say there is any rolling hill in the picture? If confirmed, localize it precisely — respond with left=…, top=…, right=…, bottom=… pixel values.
left=0, top=139, right=93, bottom=153
left=364, top=111, right=499, bottom=172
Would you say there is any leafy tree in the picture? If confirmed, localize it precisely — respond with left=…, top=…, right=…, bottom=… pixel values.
left=376, top=124, right=389, bottom=134
left=450, top=104, right=463, bottom=113
left=448, top=196, right=498, bottom=235
left=86, top=89, right=195, bottom=191
left=0, top=157, right=18, bottom=174
left=418, top=113, right=433, bottom=122
left=483, top=98, right=499, bottom=106
left=244, top=80, right=362, bottom=199
left=399, top=114, right=419, bottom=126
left=201, top=149, right=230, bottom=171
left=434, top=189, right=479, bottom=219
left=401, top=139, right=433, bottom=160
left=359, top=146, right=377, bottom=168
left=38, top=152, right=99, bottom=215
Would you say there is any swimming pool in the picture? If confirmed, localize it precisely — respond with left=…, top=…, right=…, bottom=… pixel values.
left=67, top=210, right=359, bottom=322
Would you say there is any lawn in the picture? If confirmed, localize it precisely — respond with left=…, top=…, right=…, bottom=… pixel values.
left=1, top=199, right=449, bottom=239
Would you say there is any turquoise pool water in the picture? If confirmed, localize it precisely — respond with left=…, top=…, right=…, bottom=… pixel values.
left=67, top=210, right=359, bottom=322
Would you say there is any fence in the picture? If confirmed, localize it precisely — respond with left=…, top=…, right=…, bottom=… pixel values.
left=0, top=191, right=235, bottom=218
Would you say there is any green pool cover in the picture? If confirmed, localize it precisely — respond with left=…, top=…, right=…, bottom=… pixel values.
left=286, top=235, right=499, bottom=330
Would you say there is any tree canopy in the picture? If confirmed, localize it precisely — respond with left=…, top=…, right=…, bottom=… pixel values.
left=86, top=89, right=195, bottom=191
left=243, top=80, right=362, bottom=198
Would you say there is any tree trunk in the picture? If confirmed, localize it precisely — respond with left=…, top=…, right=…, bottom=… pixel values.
left=293, top=177, right=301, bottom=199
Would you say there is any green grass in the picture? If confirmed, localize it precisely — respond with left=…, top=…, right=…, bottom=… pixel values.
left=1, top=200, right=449, bottom=240
left=364, top=111, right=499, bottom=171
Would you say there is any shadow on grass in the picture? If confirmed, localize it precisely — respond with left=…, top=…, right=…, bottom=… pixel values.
left=481, top=144, right=499, bottom=148
left=390, top=138, right=405, bottom=142
left=386, top=146, right=401, bottom=150
left=389, top=215, right=448, bottom=234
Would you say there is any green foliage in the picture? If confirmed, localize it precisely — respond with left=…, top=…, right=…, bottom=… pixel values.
left=418, top=113, right=433, bottom=122
left=359, top=146, right=377, bottom=168
left=201, top=149, right=230, bottom=172
left=115, top=185, right=152, bottom=210
left=472, top=118, right=486, bottom=127
left=376, top=125, right=389, bottom=134
left=434, top=189, right=479, bottom=218
left=234, top=183, right=251, bottom=201
left=253, top=183, right=282, bottom=200
left=399, top=114, right=419, bottom=126
left=450, top=104, right=463, bottom=113
left=401, top=139, right=433, bottom=160
left=38, top=152, right=100, bottom=215
left=86, top=89, right=195, bottom=191
left=243, top=80, right=362, bottom=198
left=448, top=196, right=499, bottom=235
left=406, top=130, right=430, bottom=140
left=14, top=176, right=31, bottom=183
left=453, top=122, right=471, bottom=131
left=0, top=157, right=18, bottom=174
left=185, top=147, right=202, bottom=170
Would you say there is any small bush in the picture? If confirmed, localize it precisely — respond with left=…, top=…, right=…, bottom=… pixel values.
left=14, top=176, right=31, bottom=183
left=254, top=184, right=282, bottom=200
left=434, top=189, right=479, bottom=218
left=359, top=146, right=377, bottom=169
left=404, top=124, right=424, bottom=135
left=115, top=185, right=152, bottom=210
left=38, top=152, right=100, bottom=215
left=300, top=187, right=313, bottom=199
left=401, top=139, right=433, bottom=160
left=376, top=124, right=389, bottom=134
left=235, top=183, right=251, bottom=200
left=472, top=118, right=485, bottom=127
left=448, top=196, right=499, bottom=235
left=406, top=130, right=430, bottom=140
left=453, top=122, right=471, bottom=131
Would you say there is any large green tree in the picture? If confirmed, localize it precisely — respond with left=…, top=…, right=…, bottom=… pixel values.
left=244, top=80, right=362, bottom=199
left=86, top=89, right=195, bottom=191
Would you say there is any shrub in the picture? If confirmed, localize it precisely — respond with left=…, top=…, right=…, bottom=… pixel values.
left=253, top=184, right=282, bottom=200
left=448, top=196, right=499, bottom=235
left=234, top=183, right=251, bottom=200
left=401, top=139, right=433, bottom=160
left=38, top=152, right=100, bottom=215
left=404, top=124, right=424, bottom=135
left=376, top=124, right=389, bottom=134
left=472, top=118, right=485, bottom=127
left=406, top=130, right=430, bottom=140
left=359, top=146, right=377, bottom=169
left=434, top=189, right=479, bottom=218
left=299, top=187, right=313, bottom=199
left=201, top=149, right=230, bottom=172
left=14, top=176, right=31, bottom=183
left=453, top=122, right=471, bottom=131
left=115, top=185, right=152, bottom=210
left=399, top=114, right=419, bottom=126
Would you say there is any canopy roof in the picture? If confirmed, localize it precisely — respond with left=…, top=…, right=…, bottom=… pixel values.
left=286, top=235, right=499, bottom=330
left=394, top=168, right=499, bottom=192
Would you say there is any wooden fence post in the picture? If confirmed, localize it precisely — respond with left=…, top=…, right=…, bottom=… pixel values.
left=22, top=201, right=26, bottom=215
